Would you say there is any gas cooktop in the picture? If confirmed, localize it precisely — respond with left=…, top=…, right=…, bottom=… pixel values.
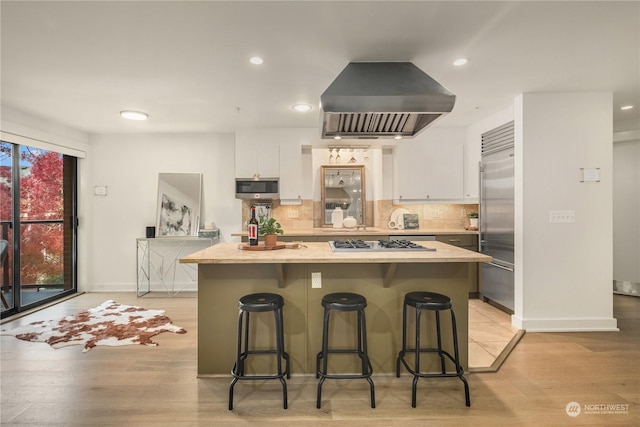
left=329, top=239, right=436, bottom=252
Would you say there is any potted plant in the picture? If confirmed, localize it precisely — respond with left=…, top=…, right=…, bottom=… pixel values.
left=258, top=217, right=284, bottom=247
left=468, top=212, right=479, bottom=228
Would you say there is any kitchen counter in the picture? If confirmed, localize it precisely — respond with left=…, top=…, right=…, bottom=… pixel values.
left=230, top=228, right=478, bottom=238
left=183, top=242, right=491, bottom=376
left=182, top=241, right=488, bottom=265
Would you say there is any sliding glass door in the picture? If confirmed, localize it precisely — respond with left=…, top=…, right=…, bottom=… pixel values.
left=0, top=143, right=14, bottom=311
left=0, top=141, right=77, bottom=317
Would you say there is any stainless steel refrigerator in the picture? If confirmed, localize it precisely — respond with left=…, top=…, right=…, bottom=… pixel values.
left=479, top=121, right=515, bottom=312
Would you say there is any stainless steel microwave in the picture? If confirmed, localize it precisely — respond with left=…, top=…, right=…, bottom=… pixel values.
left=235, top=178, right=279, bottom=199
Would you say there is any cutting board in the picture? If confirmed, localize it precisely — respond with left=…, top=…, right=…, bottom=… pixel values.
left=389, top=208, right=410, bottom=229
left=238, top=243, right=286, bottom=251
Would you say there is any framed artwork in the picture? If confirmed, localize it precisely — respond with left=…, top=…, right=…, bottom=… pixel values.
left=156, top=173, right=202, bottom=237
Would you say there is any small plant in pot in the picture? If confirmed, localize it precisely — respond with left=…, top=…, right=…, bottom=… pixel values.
left=468, top=212, right=479, bottom=228
left=258, top=217, right=284, bottom=247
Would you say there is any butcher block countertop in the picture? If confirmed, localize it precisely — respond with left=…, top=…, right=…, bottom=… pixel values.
left=180, top=241, right=491, bottom=265
left=187, top=240, right=487, bottom=375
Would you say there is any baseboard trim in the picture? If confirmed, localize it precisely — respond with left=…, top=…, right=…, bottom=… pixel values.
left=86, top=283, right=198, bottom=293
left=512, top=315, right=619, bottom=332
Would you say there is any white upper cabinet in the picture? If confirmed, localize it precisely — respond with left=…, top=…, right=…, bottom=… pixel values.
left=393, top=128, right=465, bottom=202
left=235, top=128, right=317, bottom=204
left=464, top=133, right=481, bottom=200
left=235, top=130, right=280, bottom=179
left=278, top=129, right=317, bottom=204
left=279, top=142, right=302, bottom=203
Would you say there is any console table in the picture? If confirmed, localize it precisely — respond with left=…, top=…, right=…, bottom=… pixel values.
left=136, top=235, right=217, bottom=296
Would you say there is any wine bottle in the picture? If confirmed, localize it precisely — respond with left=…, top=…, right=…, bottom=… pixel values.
left=248, top=206, right=258, bottom=246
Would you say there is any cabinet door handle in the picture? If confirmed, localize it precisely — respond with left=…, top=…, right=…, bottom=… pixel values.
left=448, top=239, right=461, bottom=243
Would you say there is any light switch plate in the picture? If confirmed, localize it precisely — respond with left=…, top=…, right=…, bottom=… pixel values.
left=94, top=185, right=108, bottom=196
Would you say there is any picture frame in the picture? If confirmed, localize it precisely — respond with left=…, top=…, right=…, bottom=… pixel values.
left=156, top=173, right=202, bottom=237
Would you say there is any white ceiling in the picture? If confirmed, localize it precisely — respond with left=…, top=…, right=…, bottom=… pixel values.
left=1, top=1, right=638, bottom=137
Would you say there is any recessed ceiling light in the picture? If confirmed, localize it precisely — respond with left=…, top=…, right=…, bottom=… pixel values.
left=292, top=103, right=312, bottom=112
left=453, top=58, right=469, bottom=66
left=334, top=136, right=342, bottom=140
left=120, top=110, right=148, bottom=121
left=394, top=135, right=403, bottom=140
left=249, top=56, right=264, bottom=65
left=620, top=105, right=634, bottom=110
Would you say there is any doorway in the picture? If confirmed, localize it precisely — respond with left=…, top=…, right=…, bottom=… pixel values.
left=0, top=141, right=78, bottom=317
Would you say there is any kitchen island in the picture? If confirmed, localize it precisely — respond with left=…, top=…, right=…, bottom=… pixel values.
left=181, top=241, right=491, bottom=376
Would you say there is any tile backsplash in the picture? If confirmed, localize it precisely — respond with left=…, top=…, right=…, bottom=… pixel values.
left=373, top=200, right=479, bottom=230
left=242, top=200, right=478, bottom=231
left=241, top=200, right=314, bottom=231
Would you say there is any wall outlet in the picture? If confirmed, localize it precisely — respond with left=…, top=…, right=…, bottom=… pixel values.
left=549, top=210, right=576, bottom=223
left=460, top=208, right=467, bottom=218
left=432, top=209, right=441, bottom=218
left=287, top=209, right=299, bottom=219
left=311, top=272, right=322, bottom=288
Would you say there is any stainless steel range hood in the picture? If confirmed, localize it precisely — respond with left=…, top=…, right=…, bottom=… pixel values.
left=320, top=62, right=455, bottom=139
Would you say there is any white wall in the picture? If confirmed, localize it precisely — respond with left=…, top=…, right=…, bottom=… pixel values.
left=513, top=92, right=617, bottom=331
left=613, top=131, right=640, bottom=284
left=86, top=133, right=236, bottom=292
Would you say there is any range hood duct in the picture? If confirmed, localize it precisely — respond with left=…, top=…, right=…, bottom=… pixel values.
left=320, top=62, right=455, bottom=139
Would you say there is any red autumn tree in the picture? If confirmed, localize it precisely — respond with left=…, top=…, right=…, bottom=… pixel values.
left=0, top=148, right=65, bottom=285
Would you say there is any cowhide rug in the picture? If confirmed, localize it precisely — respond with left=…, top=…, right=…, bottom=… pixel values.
left=1, top=300, right=186, bottom=352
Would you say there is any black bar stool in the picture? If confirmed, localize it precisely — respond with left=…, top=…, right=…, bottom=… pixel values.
left=396, top=291, right=470, bottom=407
left=228, top=293, right=290, bottom=410
left=316, top=292, right=375, bottom=409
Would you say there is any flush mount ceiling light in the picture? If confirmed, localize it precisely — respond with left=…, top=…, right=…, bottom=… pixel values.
left=620, top=105, right=634, bottom=110
left=292, top=103, right=312, bottom=112
left=120, top=110, right=148, bottom=121
left=453, top=58, right=469, bottom=66
left=249, top=56, right=264, bottom=65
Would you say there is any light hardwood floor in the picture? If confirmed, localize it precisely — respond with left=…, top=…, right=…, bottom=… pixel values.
left=1, top=293, right=638, bottom=426
left=468, top=299, right=522, bottom=371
